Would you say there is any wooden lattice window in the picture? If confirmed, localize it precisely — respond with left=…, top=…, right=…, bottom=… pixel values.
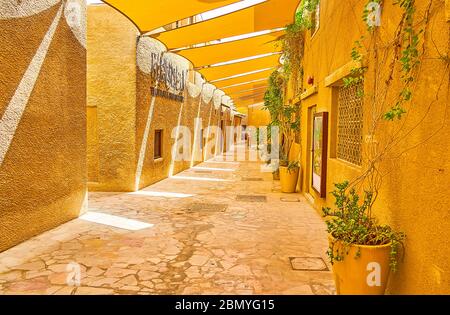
left=337, top=82, right=363, bottom=166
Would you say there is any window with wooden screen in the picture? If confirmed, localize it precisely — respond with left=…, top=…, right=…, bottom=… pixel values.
left=337, top=82, right=363, bottom=166
left=154, top=129, right=163, bottom=159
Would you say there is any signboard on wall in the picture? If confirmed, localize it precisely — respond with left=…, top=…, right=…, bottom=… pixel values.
left=150, top=87, right=184, bottom=102
left=149, top=52, right=186, bottom=94
left=137, top=37, right=189, bottom=98
left=312, top=112, right=328, bottom=198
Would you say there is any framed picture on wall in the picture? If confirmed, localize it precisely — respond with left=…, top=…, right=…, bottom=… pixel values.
left=312, top=112, right=329, bottom=198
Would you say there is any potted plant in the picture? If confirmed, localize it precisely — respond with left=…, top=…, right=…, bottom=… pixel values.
left=279, top=160, right=299, bottom=193
left=265, top=150, right=280, bottom=180
left=263, top=70, right=301, bottom=191
left=263, top=71, right=284, bottom=180
left=272, top=168, right=280, bottom=180
left=323, top=181, right=405, bottom=295
left=278, top=103, right=300, bottom=193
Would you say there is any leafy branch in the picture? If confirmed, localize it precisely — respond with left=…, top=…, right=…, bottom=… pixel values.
left=324, top=182, right=406, bottom=271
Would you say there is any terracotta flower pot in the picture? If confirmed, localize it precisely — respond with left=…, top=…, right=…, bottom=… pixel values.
left=279, top=166, right=299, bottom=193
left=328, top=235, right=392, bottom=295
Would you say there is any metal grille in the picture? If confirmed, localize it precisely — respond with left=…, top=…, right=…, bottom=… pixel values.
left=236, top=195, right=267, bottom=202
left=337, top=82, right=363, bottom=166
left=241, top=177, right=263, bottom=182
left=193, top=170, right=213, bottom=174
left=188, top=203, right=228, bottom=212
left=289, top=257, right=329, bottom=271
left=280, top=197, right=301, bottom=203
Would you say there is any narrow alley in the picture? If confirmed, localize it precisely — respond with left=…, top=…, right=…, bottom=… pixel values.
left=0, top=148, right=334, bottom=295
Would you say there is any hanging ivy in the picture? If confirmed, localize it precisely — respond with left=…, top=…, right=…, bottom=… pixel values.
left=295, top=0, right=321, bottom=30
left=264, top=70, right=285, bottom=123
left=346, top=0, right=424, bottom=120
left=276, top=0, right=321, bottom=96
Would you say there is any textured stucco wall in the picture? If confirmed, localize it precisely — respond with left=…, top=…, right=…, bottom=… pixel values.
left=291, top=0, right=449, bottom=294
left=136, top=67, right=221, bottom=189
left=87, top=4, right=138, bottom=191
left=136, top=68, right=182, bottom=188
left=247, top=106, right=270, bottom=127
left=0, top=0, right=87, bottom=252
left=88, top=4, right=222, bottom=192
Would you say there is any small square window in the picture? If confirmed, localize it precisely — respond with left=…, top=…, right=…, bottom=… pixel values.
left=154, top=129, right=163, bottom=159
left=200, top=129, right=204, bottom=149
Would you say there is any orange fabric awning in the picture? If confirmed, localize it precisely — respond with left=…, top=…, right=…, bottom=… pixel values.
left=103, top=0, right=240, bottom=33
left=229, top=87, right=268, bottom=99
left=101, top=1, right=298, bottom=108
left=228, top=85, right=268, bottom=97
left=221, top=79, right=268, bottom=94
left=234, top=94, right=265, bottom=107
left=234, top=90, right=265, bottom=102
left=199, top=53, right=281, bottom=81
left=152, top=0, right=299, bottom=49
left=214, top=68, right=273, bottom=88
left=177, top=30, right=283, bottom=68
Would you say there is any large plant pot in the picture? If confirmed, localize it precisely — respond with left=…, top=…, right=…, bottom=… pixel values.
left=329, top=236, right=392, bottom=295
left=279, top=166, right=299, bottom=193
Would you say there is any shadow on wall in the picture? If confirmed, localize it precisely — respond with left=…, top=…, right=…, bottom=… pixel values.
left=0, top=0, right=87, bottom=252
left=86, top=5, right=223, bottom=193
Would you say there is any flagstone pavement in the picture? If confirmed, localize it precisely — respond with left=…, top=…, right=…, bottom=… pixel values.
left=0, top=149, right=335, bottom=295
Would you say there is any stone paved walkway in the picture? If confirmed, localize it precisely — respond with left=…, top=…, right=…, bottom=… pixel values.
left=0, top=149, right=335, bottom=295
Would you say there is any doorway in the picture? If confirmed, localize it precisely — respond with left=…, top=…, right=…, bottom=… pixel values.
left=305, top=105, right=317, bottom=197
left=220, top=120, right=225, bottom=153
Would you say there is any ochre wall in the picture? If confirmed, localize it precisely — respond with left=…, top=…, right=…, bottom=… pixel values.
left=136, top=69, right=219, bottom=189
left=0, top=1, right=87, bottom=252
left=87, top=5, right=138, bottom=192
left=293, top=0, right=449, bottom=294
left=247, top=105, right=270, bottom=127
left=88, top=4, right=222, bottom=192
left=133, top=42, right=222, bottom=189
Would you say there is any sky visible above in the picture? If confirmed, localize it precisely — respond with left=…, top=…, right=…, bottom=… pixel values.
left=86, top=0, right=266, bottom=22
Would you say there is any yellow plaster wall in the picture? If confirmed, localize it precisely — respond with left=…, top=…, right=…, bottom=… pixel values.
left=135, top=70, right=219, bottom=188
left=247, top=106, right=270, bottom=127
left=88, top=4, right=222, bottom=192
left=294, top=0, right=450, bottom=293
left=87, top=106, right=99, bottom=182
left=446, top=0, right=450, bottom=21
left=87, top=4, right=138, bottom=192
left=0, top=1, right=87, bottom=252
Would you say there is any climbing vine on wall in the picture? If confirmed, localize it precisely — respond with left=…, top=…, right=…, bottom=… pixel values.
left=264, top=1, right=322, bottom=161
left=264, top=70, right=285, bottom=123
left=343, top=0, right=449, bottom=204
left=325, top=1, right=450, bottom=269
left=278, top=22, right=304, bottom=96
left=347, top=0, right=428, bottom=120
left=295, top=0, right=321, bottom=30
left=277, top=0, right=320, bottom=96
